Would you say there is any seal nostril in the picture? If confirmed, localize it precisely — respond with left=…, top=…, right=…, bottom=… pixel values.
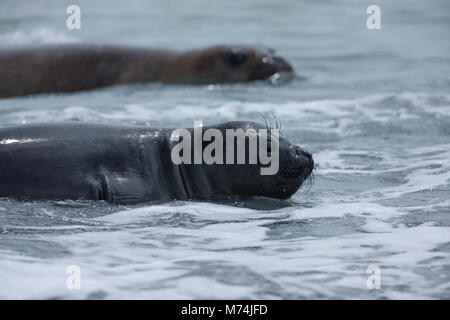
left=273, top=56, right=293, bottom=72
left=303, top=150, right=312, bottom=161
left=295, top=146, right=311, bottom=159
left=308, top=157, right=314, bottom=173
left=293, top=147, right=314, bottom=172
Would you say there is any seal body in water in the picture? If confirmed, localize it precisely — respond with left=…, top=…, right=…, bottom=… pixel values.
left=0, top=44, right=293, bottom=98
left=0, top=122, right=313, bottom=204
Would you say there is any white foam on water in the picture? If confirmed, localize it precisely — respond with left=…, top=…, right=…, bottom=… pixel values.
left=0, top=28, right=81, bottom=46
left=1, top=90, right=450, bottom=299
left=96, top=202, right=282, bottom=224
left=0, top=92, right=425, bottom=133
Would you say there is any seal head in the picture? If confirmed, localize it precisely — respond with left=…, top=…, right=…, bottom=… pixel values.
left=162, top=45, right=294, bottom=85
left=174, top=121, right=313, bottom=200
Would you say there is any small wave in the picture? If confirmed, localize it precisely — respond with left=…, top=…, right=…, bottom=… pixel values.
left=0, top=28, right=81, bottom=47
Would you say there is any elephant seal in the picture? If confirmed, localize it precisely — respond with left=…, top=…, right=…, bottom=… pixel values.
left=0, top=44, right=293, bottom=98
left=0, top=122, right=313, bottom=204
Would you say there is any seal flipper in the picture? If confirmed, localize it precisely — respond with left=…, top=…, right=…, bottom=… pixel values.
left=89, top=171, right=151, bottom=204
left=98, top=172, right=113, bottom=202
left=88, top=172, right=114, bottom=203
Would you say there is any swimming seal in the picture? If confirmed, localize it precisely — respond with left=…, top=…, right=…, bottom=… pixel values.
left=0, top=122, right=313, bottom=204
left=0, top=44, right=293, bottom=98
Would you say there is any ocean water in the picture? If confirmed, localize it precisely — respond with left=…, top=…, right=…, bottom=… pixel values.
left=0, top=0, right=449, bottom=299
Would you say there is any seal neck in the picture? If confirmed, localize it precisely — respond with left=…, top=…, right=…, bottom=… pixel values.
left=164, top=128, right=216, bottom=200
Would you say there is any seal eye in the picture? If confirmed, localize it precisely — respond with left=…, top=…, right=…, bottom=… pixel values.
left=227, top=53, right=248, bottom=67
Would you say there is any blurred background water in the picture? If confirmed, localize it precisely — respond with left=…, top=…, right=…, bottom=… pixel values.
left=0, top=0, right=449, bottom=299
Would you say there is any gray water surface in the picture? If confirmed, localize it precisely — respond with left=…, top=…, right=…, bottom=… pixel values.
left=0, top=0, right=449, bottom=299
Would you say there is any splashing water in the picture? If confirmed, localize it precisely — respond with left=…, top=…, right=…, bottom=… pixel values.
left=0, top=0, right=449, bottom=299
